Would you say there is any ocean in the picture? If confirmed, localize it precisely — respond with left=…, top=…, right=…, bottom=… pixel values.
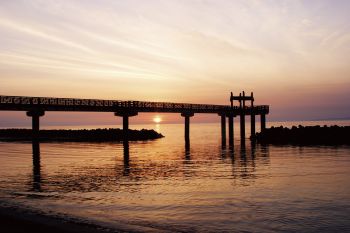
left=0, top=120, right=350, bottom=232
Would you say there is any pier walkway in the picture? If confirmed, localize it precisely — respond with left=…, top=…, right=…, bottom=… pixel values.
left=0, top=92, right=269, bottom=146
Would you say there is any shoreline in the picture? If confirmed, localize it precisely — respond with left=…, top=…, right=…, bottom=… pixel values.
left=0, top=200, right=165, bottom=233
left=0, top=204, right=117, bottom=233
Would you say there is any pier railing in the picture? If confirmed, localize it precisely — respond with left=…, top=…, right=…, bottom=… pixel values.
left=0, top=95, right=269, bottom=115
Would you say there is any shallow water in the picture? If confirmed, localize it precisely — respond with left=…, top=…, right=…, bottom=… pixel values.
left=0, top=121, right=350, bottom=232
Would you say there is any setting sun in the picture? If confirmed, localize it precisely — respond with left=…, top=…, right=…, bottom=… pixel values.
left=153, top=116, right=162, bottom=123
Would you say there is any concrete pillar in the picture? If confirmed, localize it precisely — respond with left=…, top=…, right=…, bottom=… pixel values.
left=26, top=110, right=45, bottom=140
left=219, top=113, right=226, bottom=146
left=228, top=115, right=234, bottom=146
left=240, top=114, right=245, bottom=140
left=251, top=114, right=256, bottom=137
left=115, top=111, right=138, bottom=142
left=239, top=93, right=242, bottom=108
left=250, top=92, right=255, bottom=138
left=240, top=91, right=246, bottom=140
left=181, top=112, right=194, bottom=145
left=185, top=116, right=190, bottom=142
left=123, top=115, right=129, bottom=140
left=261, top=114, right=266, bottom=132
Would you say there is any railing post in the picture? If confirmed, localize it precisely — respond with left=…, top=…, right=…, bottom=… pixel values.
left=115, top=111, right=138, bottom=143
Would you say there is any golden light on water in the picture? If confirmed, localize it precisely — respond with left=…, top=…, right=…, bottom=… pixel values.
left=153, top=116, right=162, bottom=123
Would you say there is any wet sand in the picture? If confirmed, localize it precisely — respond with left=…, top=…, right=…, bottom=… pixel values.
left=0, top=205, right=118, bottom=233
left=0, top=203, right=165, bottom=233
left=0, top=202, right=170, bottom=233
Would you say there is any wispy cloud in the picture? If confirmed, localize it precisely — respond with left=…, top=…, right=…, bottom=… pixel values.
left=0, top=18, right=94, bottom=53
left=0, top=0, right=349, bottom=120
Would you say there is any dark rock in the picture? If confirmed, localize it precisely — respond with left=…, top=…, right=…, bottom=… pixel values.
left=253, top=125, right=350, bottom=145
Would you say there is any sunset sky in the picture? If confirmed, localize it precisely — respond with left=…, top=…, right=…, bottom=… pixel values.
left=1, top=0, right=350, bottom=126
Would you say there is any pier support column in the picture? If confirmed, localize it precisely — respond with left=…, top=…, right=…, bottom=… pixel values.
left=251, top=114, right=256, bottom=137
left=181, top=112, right=194, bottom=146
left=240, top=91, right=246, bottom=141
left=219, top=113, right=226, bottom=147
left=228, top=115, right=234, bottom=147
left=261, top=114, right=266, bottom=132
left=115, top=111, right=138, bottom=143
left=26, top=110, right=45, bottom=140
left=250, top=92, right=255, bottom=138
left=240, top=114, right=245, bottom=140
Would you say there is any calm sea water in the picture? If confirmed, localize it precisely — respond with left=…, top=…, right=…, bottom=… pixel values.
left=0, top=121, right=350, bottom=232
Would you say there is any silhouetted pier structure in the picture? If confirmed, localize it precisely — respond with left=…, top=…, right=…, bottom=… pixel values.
left=0, top=93, right=269, bottom=146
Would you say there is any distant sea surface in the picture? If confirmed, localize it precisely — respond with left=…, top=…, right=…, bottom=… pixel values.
left=0, top=120, right=350, bottom=232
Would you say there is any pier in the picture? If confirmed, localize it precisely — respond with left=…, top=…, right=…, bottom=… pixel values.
left=0, top=92, right=269, bottom=146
